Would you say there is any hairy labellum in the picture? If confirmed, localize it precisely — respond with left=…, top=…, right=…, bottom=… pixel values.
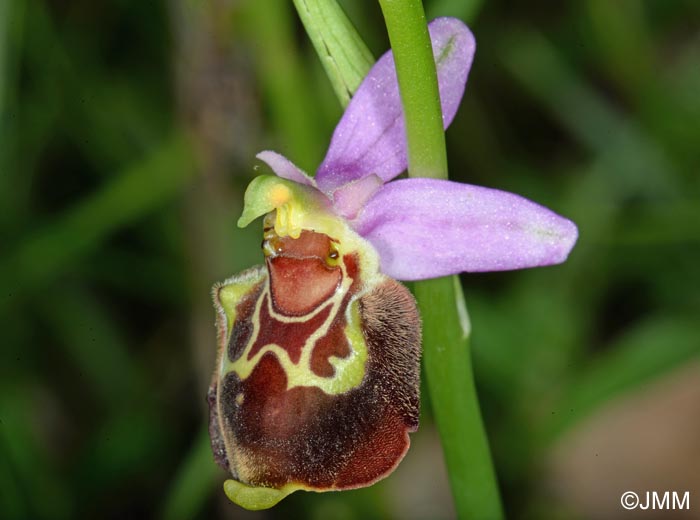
left=209, top=209, right=421, bottom=510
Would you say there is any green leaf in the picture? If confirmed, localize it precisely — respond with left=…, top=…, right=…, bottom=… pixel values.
left=159, top=427, right=219, bottom=520
left=243, top=0, right=325, bottom=170
left=0, top=134, right=194, bottom=311
left=292, top=0, right=374, bottom=106
left=542, top=315, right=700, bottom=446
left=426, top=0, right=485, bottom=22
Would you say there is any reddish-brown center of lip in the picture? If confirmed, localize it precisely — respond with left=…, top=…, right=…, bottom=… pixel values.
left=266, top=230, right=341, bottom=316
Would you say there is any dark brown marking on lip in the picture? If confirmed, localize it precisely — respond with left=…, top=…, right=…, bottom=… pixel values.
left=247, top=294, right=333, bottom=364
left=225, top=280, right=265, bottom=363
left=309, top=254, right=361, bottom=377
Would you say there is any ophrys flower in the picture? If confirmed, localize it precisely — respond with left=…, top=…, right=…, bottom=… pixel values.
left=209, top=17, right=577, bottom=510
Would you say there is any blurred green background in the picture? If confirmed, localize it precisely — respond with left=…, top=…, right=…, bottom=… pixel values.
left=2, top=0, right=699, bottom=518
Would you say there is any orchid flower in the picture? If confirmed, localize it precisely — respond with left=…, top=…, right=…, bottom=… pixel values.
left=209, top=17, right=577, bottom=510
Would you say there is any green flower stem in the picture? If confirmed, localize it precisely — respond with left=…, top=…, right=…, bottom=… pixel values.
left=415, top=278, right=503, bottom=520
left=378, top=1, right=504, bottom=518
left=378, top=0, right=446, bottom=179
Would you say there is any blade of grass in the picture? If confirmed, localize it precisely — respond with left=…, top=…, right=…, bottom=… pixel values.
left=426, top=0, right=485, bottom=23
left=0, top=0, right=13, bottom=119
left=0, top=387, right=73, bottom=519
left=159, top=426, right=219, bottom=520
left=541, top=315, right=700, bottom=446
left=242, top=0, right=326, bottom=170
left=39, top=287, right=143, bottom=407
left=292, top=0, right=374, bottom=107
left=0, top=0, right=29, bottom=226
left=0, top=134, right=194, bottom=312
left=500, top=28, right=678, bottom=198
left=585, top=0, right=699, bottom=174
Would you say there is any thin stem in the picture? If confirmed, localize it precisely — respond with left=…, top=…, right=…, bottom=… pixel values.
left=378, top=1, right=504, bottom=518
left=415, top=278, right=503, bottom=519
left=378, top=0, right=446, bottom=179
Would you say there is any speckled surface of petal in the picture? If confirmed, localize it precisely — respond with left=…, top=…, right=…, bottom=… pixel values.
left=316, top=18, right=475, bottom=192
left=352, top=178, right=578, bottom=280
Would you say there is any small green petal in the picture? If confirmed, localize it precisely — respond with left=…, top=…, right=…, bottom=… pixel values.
left=223, top=479, right=299, bottom=510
